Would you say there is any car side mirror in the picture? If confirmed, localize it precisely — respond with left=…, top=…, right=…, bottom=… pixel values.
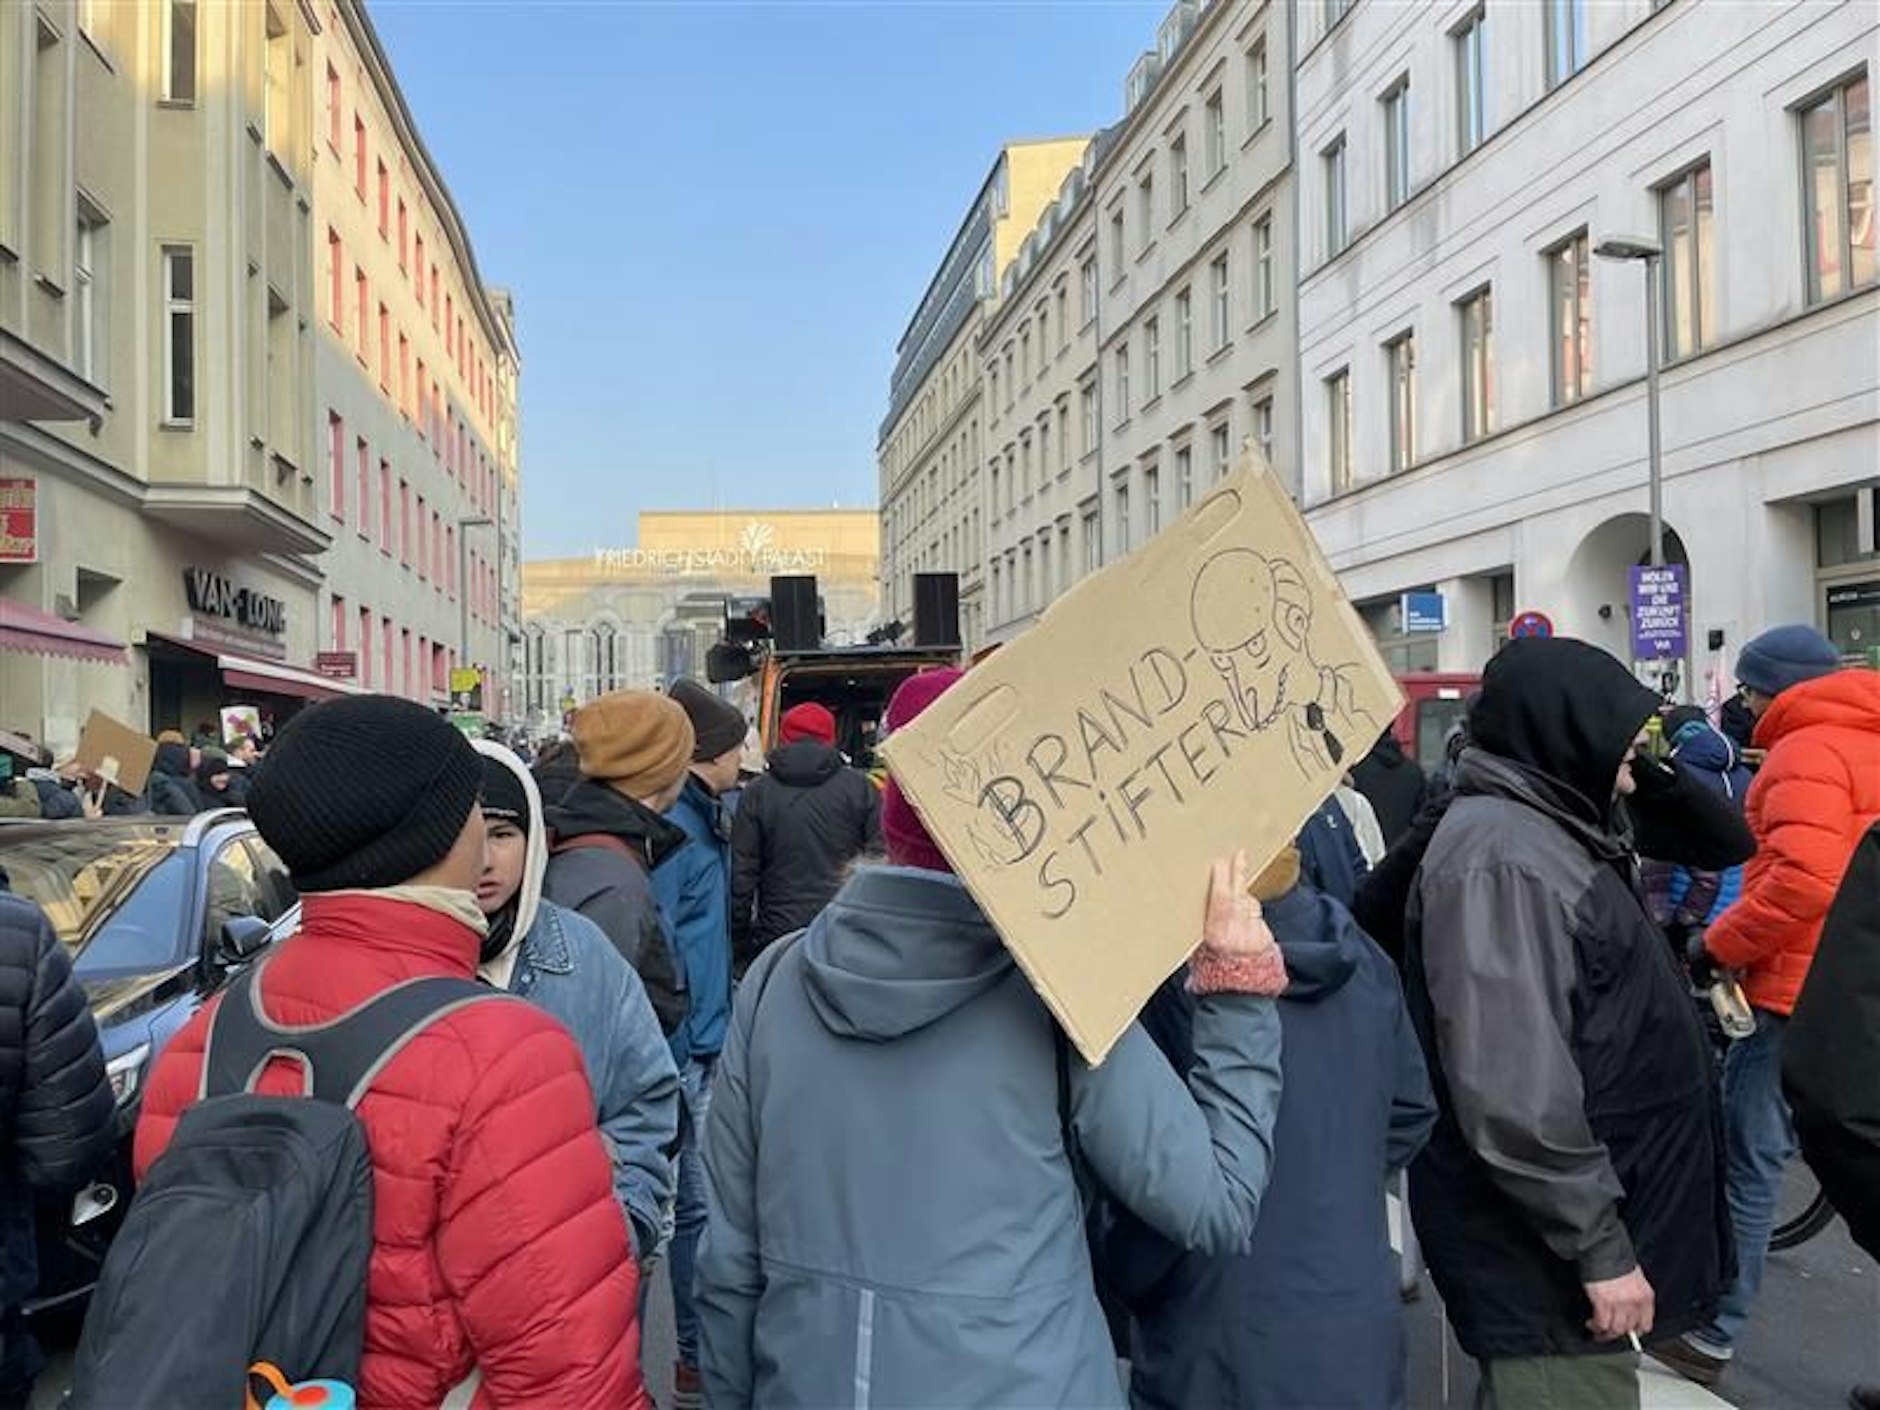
left=217, top=915, right=272, bottom=966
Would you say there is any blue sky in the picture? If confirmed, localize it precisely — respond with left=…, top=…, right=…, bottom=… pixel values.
left=369, top=1, right=1163, bottom=557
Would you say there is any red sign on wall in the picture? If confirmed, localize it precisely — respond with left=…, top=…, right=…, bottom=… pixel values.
left=314, top=651, right=359, bottom=679
left=0, top=478, right=36, bottom=564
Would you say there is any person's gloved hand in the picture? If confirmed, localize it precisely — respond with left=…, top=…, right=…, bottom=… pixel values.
left=1628, top=749, right=1681, bottom=800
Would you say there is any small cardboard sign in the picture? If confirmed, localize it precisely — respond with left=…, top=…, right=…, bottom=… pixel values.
left=882, top=454, right=1403, bottom=1063
left=73, top=710, right=158, bottom=799
left=220, top=705, right=262, bottom=746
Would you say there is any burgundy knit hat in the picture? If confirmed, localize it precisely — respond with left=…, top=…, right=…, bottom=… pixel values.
left=881, top=668, right=963, bottom=873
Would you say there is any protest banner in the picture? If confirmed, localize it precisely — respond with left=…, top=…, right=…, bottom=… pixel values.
left=882, top=451, right=1402, bottom=1063
left=220, top=705, right=262, bottom=746
left=73, top=711, right=158, bottom=798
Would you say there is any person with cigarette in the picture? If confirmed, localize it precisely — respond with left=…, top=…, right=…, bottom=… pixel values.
left=1403, top=639, right=1735, bottom=1409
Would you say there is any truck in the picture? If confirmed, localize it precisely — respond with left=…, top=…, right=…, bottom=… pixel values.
left=707, top=573, right=962, bottom=773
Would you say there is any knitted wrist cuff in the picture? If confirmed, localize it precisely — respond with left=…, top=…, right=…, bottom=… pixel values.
left=1188, top=944, right=1289, bottom=997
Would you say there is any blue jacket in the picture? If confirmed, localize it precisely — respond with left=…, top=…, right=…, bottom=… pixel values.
left=653, top=776, right=733, bottom=1060
left=698, top=866, right=1284, bottom=1409
left=1110, top=885, right=1436, bottom=1410
left=1298, top=796, right=1368, bottom=908
left=505, top=899, right=682, bottom=1259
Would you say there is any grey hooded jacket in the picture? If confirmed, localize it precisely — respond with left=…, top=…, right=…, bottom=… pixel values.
left=696, top=865, right=1283, bottom=1409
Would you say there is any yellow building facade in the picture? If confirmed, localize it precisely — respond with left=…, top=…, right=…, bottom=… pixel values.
left=521, top=509, right=880, bottom=725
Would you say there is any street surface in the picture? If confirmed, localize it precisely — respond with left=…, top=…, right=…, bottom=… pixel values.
left=29, top=1172, right=1876, bottom=1407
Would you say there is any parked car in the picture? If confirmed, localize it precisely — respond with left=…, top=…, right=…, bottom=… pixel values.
left=0, top=809, right=298, bottom=1311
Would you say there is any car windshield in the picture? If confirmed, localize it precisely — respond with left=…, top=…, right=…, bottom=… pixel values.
left=0, top=824, right=190, bottom=970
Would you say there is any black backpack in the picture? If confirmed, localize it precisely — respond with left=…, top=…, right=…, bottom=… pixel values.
left=71, top=961, right=509, bottom=1409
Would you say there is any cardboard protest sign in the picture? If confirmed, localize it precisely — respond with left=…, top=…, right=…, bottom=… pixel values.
left=220, top=705, right=262, bottom=746
left=73, top=710, right=158, bottom=798
left=882, top=453, right=1403, bottom=1063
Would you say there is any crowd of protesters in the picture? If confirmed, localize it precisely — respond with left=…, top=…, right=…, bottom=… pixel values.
left=0, top=619, right=1874, bottom=1409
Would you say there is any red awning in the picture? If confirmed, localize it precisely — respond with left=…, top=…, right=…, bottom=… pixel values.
left=0, top=599, right=127, bottom=665
left=145, top=633, right=361, bottom=702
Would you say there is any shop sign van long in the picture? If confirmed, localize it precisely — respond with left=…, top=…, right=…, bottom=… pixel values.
left=183, top=569, right=287, bottom=636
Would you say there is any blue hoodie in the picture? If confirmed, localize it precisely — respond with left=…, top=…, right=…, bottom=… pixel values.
left=654, top=775, right=733, bottom=1060
left=1110, top=885, right=1436, bottom=1410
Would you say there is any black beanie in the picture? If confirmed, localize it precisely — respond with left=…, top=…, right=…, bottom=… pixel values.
left=669, top=679, right=747, bottom=762
left=248, top=695, right=483, bottom=893
left=479, top=753, right=531, bottom=837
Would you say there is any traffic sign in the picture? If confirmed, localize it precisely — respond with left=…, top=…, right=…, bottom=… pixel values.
left=1509, top=610, right=1554, bottom=640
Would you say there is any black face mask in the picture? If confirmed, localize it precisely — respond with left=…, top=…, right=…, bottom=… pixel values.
left=481, top=902, right=518, bottom=965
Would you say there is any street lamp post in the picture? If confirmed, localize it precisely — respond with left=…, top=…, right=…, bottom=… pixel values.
left=458, top=514, right=493, bottom=705
left=1594, top=235, right=1666, bottom=569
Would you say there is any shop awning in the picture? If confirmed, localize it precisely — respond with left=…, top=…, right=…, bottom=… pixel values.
left=0, top=600, right=127, bottom=665
left=146, top=633, right=362, bottom=702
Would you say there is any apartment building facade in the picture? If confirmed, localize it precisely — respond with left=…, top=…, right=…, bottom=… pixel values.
left=312, top=0, right=521, bottom=717
left=1, top=0, right=333, bottom=750
left=877, top=137, right=1090, bottom=654
left=1295, top=0, right=1878, bottom=678
left=981, top=0, right=1297, bottom=643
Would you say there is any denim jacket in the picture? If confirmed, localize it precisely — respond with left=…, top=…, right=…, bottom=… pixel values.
left=507, top=898, right=682, bottom=1256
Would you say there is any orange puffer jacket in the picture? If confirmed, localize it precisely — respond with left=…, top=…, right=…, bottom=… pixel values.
left=135, top=894, right=648, bottom=1409
left=1707, top=670, right=1880, bottom=1015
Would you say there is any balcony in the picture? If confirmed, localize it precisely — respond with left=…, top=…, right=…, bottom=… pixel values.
left=142, top=483, right=333, bottom=557
left=0, top=327, right=106, bottom=426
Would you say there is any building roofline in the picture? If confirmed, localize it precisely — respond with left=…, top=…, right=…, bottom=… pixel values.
left=341, top=0, right=519, bottom=367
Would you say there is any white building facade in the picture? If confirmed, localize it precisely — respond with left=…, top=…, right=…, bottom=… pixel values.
left=1295, top=0, right=1878, bottom=681
left=979, top=0, right=1299, bottom=644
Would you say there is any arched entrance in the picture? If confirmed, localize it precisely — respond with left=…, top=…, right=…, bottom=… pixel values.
left=1564, top=514, right=1691, bottom=685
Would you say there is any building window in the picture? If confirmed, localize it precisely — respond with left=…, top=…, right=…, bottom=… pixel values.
left=415, top=234, right=426, bottom=305
left=1057, top=402, right=1070, bottom=471
left=263, top=6, right=290, bottom=152
left=354, top=116, right=367, bottom=200
left=1455, top=8, right=1488, bottom=157
left=162, top=246, right=195, bottom=425
left=377, top=161, right=391, bottom=238
left=1253, top=394, right=1275, bottom=461
left=1145, top=316, right=1162, bottom=400
left=75, top=209, right=106, bottom=386
left=1326, top=369, right=1353, bottom=494
left=1548, top=230, right=1592, bottom=406
left=1036, top=305, right=1048, bottom=362
left=1384, top=80, right=1411, bottom=211
left=399, top=478, right=411, bottom=564
left=163, top=0, right=196, bottom=103
left=1386, top=331, right=1416, bottom=473
left=1115, top=480, right=1132, bottom=552
left=1082, top=380, right=1098, bottom=454
left=1205, top=89, right=1226, bottom=176
left=1138, top=173, right=1156, bottom=251
left=354, top=267, right=369, bottom=362
left=358, top=609, right=372, bottom=689
left=1083, top=505, right=1101, bottom=572
left=1324, top=135, right=1348, bottom=256
left=356, top=437, right=371, bottom=541
left=988, top=363, right=999, bottom=417
left=1038, top=419, right=1051, bottom=480
left=1004, top=348, right=1015, bottom=409
left=327, top=412, right=344, bottom=520
left=1211, top=421, right=1232, bottom=480
left=1544, top=0, right=1587, bottom=91
left=1115, top=345, right=1131, bottom=423
left=1144, top=460, right=1162, bottom=536
left=1659, top=161, right=1715, bottom=359
left=1020, top=327, right=1032, bottom=385
left=1056, top=285, right=1069, bottom=349
left=330, top=595, right=346, bottom=651
left=1175, top=445, right=1194, bottom=509
left=325, top=61, right=341, bottom=151
left=1247, top=37, right=1269, bottom=132
left=1800, top=74, right=1875, bottom=305
left=1460, top=287, right=1495, bottom=442
left=1170, top=136, right=1189, bottom=219
left=1253, top=215, right=1274, bottom=321
left=1175, top=287, right=1193, bottom=378
left=1210, top=252, right=1231, bottom=351
left=989, top=462, right=1001, bottom=521
left=378, top=303, right=391, bottom=388
left=397, top=200, right=408, bottom=270
left=327, top=228, right=343, bottom=332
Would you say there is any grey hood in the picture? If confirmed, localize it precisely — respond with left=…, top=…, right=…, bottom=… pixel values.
left=800, top=866, right=1016, bottom=1042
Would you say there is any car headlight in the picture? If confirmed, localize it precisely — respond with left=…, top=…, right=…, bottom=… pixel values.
left=105, top=1043, right=151, bottom=1107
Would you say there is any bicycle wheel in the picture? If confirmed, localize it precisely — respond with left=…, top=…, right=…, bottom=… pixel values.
left=1769, top=1186, right=1836, bottom=1251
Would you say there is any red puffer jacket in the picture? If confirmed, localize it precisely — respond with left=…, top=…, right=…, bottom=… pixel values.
left=134, top=894, right=648, bottom=1409
left=1708, top=670, right=1880, bottom=1015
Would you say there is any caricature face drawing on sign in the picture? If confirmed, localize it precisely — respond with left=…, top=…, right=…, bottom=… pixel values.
left=1191, top=548, right=1379, bottom=776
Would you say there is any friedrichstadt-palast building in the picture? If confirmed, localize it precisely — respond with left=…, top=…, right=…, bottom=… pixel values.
left=519, top=509, right=880, bottom=726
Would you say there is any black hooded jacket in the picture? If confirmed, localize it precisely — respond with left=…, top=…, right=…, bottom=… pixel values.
left=1403, top=638, right=1732, bottom=1359
left=728, top=742, right=881, bottom=973
left=0, top=891, right=115, bottom=1309
left=1350, top=732, right=1428, bottom=848
left=537, top=760, right=691, bottom=1042
left=147, top=744, right=201, bottom=816
left=1783, top=822, right=1880, bottom=1261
